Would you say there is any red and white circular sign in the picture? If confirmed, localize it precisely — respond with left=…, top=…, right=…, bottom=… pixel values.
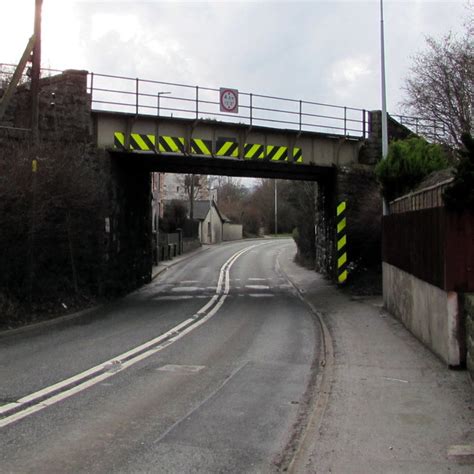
left=220, top=88, right=239, bottom=113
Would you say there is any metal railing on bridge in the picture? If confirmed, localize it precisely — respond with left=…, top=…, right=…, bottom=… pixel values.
left=88, top=71, right=369, bottom=138
left=0, top=63, right=447, bottom=142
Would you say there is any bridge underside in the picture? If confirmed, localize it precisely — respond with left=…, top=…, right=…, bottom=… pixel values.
left=111, top=150, right=335, bottom=181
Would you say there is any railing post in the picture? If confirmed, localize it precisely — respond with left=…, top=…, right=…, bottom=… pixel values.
left=250, top=93, right=253, bottom=126
left=135, top=78, right=139, bottom=115
left=362, top=109, right=366, bottom=138
left=299, top=100, right=302, bottom=132
left=89, top=72, right=94, bottom=109
left=343, top=106, right=347, bottom=135
left=195, top=86, right=199, bottom=119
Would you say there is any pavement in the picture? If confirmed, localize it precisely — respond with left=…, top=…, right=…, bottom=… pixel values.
left=277, top=248, right=474, bottom=473
left=151, top=244, right=211, bottom=280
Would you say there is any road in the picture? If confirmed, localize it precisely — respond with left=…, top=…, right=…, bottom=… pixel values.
left=0, top=239, right=321, bottom=473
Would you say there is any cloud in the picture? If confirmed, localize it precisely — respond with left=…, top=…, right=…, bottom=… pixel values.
left=328, top=56, right=374, bottom=101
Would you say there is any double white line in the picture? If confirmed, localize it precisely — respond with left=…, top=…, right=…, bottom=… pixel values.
left=0, top=244, right=261, bottom=428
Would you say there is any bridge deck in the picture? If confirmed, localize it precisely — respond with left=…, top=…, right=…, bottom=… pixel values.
left=94, top=111, right=365, bottom=179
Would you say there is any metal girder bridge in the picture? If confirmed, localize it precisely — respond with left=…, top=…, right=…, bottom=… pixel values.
left=94, top=111, right=365, bottom=181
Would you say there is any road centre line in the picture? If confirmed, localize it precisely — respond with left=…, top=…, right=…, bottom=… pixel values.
left=0, top=243, right=264, bottom=428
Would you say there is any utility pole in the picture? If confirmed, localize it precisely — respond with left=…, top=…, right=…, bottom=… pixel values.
left=31, top=0, right=43, bottom=143
left=190, top=175, right=194, bottom=220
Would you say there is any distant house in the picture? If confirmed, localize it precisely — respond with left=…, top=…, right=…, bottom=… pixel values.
left=162, top=174, right=209, bottom=201
left=191, top=200, right=225, bottom=244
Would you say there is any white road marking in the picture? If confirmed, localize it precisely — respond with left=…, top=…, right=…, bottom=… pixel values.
left=245, top=285, right=270, bottom=290
left=154, top=296, right=194, bottom=301
left=248, top=278, right=267, bottom=282
left=157, top=365, right=205, bottom=373
left=0, top=243, right=267, bottom=428
left=249, top=294, right=275, bottom=298
left=171, top=287, right=202, bottom=292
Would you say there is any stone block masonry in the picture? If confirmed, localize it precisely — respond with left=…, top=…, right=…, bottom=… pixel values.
left=0, top=70, right=154, bottom=306
left=465, top=294, right=474, bottom=380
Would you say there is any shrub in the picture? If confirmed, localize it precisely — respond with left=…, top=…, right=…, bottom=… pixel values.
left=375, top=137, right=449, bottom=201
left=443, top=133, right=474, bottom=212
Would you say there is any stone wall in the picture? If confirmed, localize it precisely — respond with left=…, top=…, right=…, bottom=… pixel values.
left=358, top=110, right=414, bottom=165
left=314, top=180, right=335, bottom=276
left=336, top=165, right=382, bottom=273
left=223, top=223, right=243, bottom=241
left=100, top=155, right=153, bottom=295
left=464, top=295, right=474, bottom=379
left=1, top=69, right=92, bottom=142
left=0, top=71, right=154, bottom=302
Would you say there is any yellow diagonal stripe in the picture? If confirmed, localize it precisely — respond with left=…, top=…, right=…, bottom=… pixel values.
left=244, top=144, right=257, bottom=159
left=338, top=253, right=347, bottom=268
left=337, top=217, right=346, bottom=234
left=132, top=133, right=149, bottom=151
left=193, top=139, right=211, bottom=155
left=114, top=132, right=125, bottom=146
left=337, top=235, right=347, bottom=251
left=163, top=136, right=180, bottom=152
left=338, top=270, right=348, bottom=284
left=294, top=147, right=303, bottom=163
left=337, top=201, right=346, bottom=216
left=271, top=147, right=288, bottom=161
left=217, top=141, right=238, bottom=156
left=147, top=134, right=156, bottom=146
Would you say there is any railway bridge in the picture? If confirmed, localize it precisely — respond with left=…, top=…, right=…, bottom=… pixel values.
left=0, top=67, right=418, bottom=292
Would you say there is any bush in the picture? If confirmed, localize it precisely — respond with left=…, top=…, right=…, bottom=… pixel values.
left=444, top=133, right=474, bottom=212
left=375, top=137, right=449, bottom=201
left=161, top=200, right=188, bottom=232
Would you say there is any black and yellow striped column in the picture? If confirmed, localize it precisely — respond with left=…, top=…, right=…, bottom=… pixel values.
left=336, top=201, right=348, bottom=284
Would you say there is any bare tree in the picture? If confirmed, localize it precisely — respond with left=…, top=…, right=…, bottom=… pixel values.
left=402, top=20, right=473, bottom=147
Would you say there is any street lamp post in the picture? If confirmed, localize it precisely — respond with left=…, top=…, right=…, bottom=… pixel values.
left=380, top=0, right=389, bottom=215
left=274, top=180, right=278, bottom=235
left=208, top=176, right=214, bottom=244
left=157, top=91, right=171, bottom=117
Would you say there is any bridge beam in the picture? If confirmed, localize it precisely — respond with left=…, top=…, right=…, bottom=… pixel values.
left=93, top=111, right=365, bottom=172
left=111, top=150, right=335, bottom=182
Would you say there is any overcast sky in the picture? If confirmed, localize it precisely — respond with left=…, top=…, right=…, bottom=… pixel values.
left=2, top=1, right=470, bottom=115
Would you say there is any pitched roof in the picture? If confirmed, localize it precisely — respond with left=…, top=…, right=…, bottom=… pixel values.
left=191, top=200, right=211, bottom=220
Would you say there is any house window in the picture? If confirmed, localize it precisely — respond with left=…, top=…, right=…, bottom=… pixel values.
left=208, top=222, right=211, bottom=242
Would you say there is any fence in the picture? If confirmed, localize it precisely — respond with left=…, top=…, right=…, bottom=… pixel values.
left=0, top=63, right=448, bottom=142
left=389, top=179, right=453, bottom=214
left=383, top=207, right=474, bottom=292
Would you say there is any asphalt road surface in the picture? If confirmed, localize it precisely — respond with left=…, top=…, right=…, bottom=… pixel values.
left=0, top=239, right=321, bottom=473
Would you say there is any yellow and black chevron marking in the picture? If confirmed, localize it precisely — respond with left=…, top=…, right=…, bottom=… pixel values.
left=113, top=132, right=304, bottom=163
left=216, top=139, right=239, bottom=158
left=130, top=133, right=156, bottom=151
left=158, top=136, right=185, bottom=153
left=244, top=143, right=265, bottom=160
left=191, top=138, right=212, bottom=156
left=114, top=132, right=185, bottom=153
left=266, top=145, right=288, bottom=162
left=336, top=201, right=348, bottom=284
left=114, top=132, right=126, bottom=150
left=293, top=147, right=303, bottom=163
